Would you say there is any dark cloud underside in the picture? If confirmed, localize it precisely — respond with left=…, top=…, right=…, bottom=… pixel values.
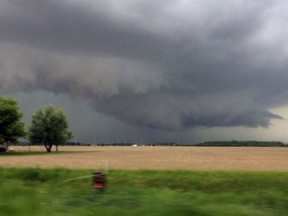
left=0, top=0, right=287, bottom=130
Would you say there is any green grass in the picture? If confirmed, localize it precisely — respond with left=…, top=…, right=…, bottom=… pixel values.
left=0, top=168, right=288, bottom=216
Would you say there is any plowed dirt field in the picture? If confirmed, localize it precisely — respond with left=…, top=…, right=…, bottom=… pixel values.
left=1, top=146, right=288, bottom=171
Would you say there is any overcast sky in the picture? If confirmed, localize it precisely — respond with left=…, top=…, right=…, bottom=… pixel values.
left=1, top=0, right=288, bottom=144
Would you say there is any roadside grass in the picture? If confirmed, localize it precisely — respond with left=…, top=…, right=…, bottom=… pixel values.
left=0, top=168, right=288, bottom=216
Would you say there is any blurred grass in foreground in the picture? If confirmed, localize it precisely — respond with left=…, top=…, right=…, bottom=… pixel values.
left=0, top=168, right=288, bottom=216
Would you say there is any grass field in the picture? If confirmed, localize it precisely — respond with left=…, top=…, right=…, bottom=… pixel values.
left=1, top=168, right=288, bottom=216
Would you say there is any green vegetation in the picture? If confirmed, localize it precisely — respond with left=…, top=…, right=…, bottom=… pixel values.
left=150, top=141, right=286, bottom=147
left=1, top=168, right=288, bottom=216
left=194, top=140, right=286, bottom=147
left=29, top=104, right=73, bottom=152
left=0, top=96, right=26, bottom=150
left=0, top=96, right=72, bottom=153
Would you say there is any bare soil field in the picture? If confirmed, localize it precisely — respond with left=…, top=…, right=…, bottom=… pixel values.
left=1, top=146, right=288, bottom=171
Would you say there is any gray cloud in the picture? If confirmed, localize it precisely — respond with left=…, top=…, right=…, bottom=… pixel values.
left=1, top=0, right=287, bottom=132
left=0, top=0, right=169, bottom=61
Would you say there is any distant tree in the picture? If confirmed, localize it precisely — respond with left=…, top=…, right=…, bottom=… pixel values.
left=29, top=104, right=73, bottom=152
left=0, top=96, right=26, bottom=150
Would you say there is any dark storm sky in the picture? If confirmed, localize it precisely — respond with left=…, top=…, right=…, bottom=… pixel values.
left=1, top=0, right=288, bottom=143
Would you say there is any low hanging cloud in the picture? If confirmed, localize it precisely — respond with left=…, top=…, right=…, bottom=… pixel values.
left=1, top=0, right=287, bottom=130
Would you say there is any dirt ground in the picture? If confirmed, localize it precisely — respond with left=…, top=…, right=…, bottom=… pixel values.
left=1, top=146, right=288, bottom=171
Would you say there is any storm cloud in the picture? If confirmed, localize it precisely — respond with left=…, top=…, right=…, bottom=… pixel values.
left=1, top=0, right=288, bottom=131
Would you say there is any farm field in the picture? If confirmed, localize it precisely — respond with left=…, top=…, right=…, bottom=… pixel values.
left=1, top=146, right=288, bottom=171
left=2, top=147, right=288, bottom=216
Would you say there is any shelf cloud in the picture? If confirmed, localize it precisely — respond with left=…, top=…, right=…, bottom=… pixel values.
left=1, top=0, right=287, bottom=131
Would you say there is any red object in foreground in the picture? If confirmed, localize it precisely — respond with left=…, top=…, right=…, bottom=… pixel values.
left=92, top=171, right=106, bottom=191
left=93, top=183, right=104, bottom=189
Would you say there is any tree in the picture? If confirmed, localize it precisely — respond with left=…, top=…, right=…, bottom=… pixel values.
left=0, top=96, right=26, bottom=151
left=29, top=104, right=73, bottom=152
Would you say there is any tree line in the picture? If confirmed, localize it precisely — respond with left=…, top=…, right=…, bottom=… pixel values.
left=153, top=141, right=286, bottom=147
left=0, top=96, right=72, bottom=153
left=194, top=140, right=286, bottom=147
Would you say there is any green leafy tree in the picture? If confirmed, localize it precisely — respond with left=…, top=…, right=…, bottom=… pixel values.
left=29, top=104, right=73, bottom=152
left=0, top=96, right=26, bottom=149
